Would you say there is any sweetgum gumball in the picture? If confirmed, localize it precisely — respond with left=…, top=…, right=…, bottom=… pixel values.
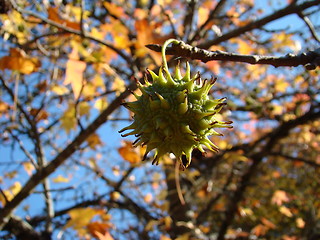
left=119, top=39, right=232, bottom=168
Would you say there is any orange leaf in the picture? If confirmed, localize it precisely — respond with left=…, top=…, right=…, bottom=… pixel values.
left=87, top=221, right=112, bottom=239
left=251, top=224, right=268, bottom=236
left=261, top=217, right=276, bottom=229
left=118, top=141, right=141, bottom=164
left=134, top=19, right=174, bottom=64
left=103, top=2, right=127, bottom=19
left=0, top=48, right=40, bottom=74
left=47, top=7, right=80, bottom=31
left=94, top=231, right=114, bottom=240
left=271, top=190, right=290, bottom=206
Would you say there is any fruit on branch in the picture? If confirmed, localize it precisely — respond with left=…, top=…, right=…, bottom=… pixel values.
left=119, top=39, right=232, bottom=168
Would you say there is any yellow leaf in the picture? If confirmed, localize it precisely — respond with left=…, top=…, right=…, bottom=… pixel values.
left=0, top=48, right=40, bottom=74
left=118, top=141, right=141, bottom=164
left=65, top=208, right=102, bottom=229
left=296, top=217, right=305, bottom=228
left=60, top=103, right=77, bottom=133
left=274, top=78, right=289, bottom=93
left=175, top=233, right=190, bottom=240
left=52, top=175, right=69, bottom=183
left=51, top=85, right=70, bottom=95
left=86, top=133, right=103, bottom=150
left=64, top=47, right=87, bottom=99
left=94, top=98, right=108, bottom=111
left=23, top=162, right=35, bottom=176
left=78, top=102, right=90, bottom=116
left=279, top=206, right=293, bottom=217
left=112, top=76, right=126, bottom=96
left=145, top=220, right=159, bottom=231
left=110, top=191, right=121, bottom=201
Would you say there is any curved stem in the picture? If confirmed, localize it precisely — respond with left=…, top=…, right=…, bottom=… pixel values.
left=161, top=39, right=180, bottom=73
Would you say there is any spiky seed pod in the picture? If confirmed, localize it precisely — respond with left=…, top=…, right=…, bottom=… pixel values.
left=119, top=39, right=232, bottom=168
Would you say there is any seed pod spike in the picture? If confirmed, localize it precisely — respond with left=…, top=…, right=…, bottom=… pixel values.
left=175, top=61, right=183, bottom=80
left=181, top=62, right=191, bottom=82
left=147, top=69, right=159, bottom=82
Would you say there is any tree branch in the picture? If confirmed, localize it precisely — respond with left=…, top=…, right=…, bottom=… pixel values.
left=3, top=215, right=44, bottom=240
left=216, top=108, right=320, bottom=240
left=146, top=41, right=320, bottom=69
left=8, top=0, right=133, bottom=64
left=198, top=0, right=320, bottom=48
left=0, top=82, right=136, bottom=229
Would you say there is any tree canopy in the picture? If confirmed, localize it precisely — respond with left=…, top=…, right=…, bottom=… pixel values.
left=0, top=0, right=319, bottom=239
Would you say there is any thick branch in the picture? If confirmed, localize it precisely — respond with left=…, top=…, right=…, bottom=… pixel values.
left=4, top=215, right=44, bottom=240
left=146, top=41, right=320, bottom=69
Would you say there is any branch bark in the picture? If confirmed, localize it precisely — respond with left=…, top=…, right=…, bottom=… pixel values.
left=146, top=41, right=320, bottom=69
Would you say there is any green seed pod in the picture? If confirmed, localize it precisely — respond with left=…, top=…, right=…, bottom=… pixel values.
left=119, top=39, right=232, bottom=168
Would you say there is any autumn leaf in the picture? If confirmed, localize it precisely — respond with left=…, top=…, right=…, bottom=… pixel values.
left=52, top=175, right=69, bottom=183
left=279, top=206, right=293, bottom=217
left=47, top=7, right=80, bottom=31
left=94, top=98, right=108, bottom=112
left=134, top=19, right=174, bottom=64
left=50, top=85, right=70, bottom=95
left=87, top=221, right=112, bottom=239
left=271, top=190, right=290, bottom=206
left=0, top=48, right=40, bottom=74
left=0, top=182, right=22, bottom=205
left=261, top=217, right=276, bottom=229
left=103, top=2, right=127, bottom=19
left=64, top=47, right=87, bottom=99
left=86, top=133, right=103, bottom=150
left=60, top=103, right=77, bottom=133
left=23, top=162, right=35, bottom=176
left=296, top=217, right=305, bottom=228
left=251, top=224, right=268, bottom=236
left=64, top=208, right=103, bottom=229
left=94, top=231, right=114, bottom=240
left=118, top=141, right=141, bottom=164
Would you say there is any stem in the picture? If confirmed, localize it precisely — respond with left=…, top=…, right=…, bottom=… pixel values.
left=161, top=39, right=180, bottom=73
